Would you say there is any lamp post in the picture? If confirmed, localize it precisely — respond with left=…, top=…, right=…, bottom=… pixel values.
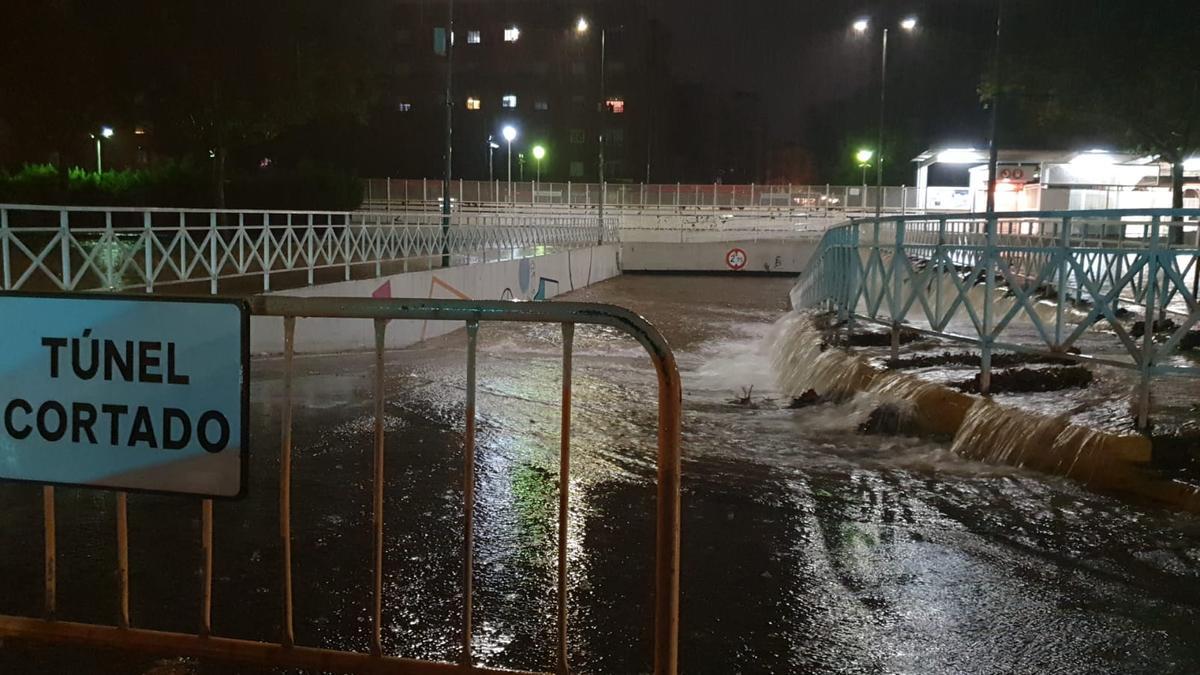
left=502, top=125, right=518, bottom=202
left=91, top=126, right=114, bottom=173
left=853, top=16, right=916, bottom=219
left=576, top=16, right=607, bottom=243
left=487, top=136, right=500, bottom=183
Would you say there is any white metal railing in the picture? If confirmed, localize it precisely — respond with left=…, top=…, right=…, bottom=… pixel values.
left=0, top=204, right=619, bottom=294
left=363, top=179, right=927, bottom=214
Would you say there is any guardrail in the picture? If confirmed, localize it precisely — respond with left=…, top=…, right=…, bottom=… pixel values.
left=0, top=204, right=619, bottom=294
left=793, top=209, right=1200, bottom=426
left=0, top=296, right=683, bottom=674
left=363, top=179, right=924, bottom=213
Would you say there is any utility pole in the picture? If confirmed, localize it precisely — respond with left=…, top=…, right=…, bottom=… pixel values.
left=440, top=0, right=454, bottom=268
left=597, top=28, right=607, bottom=244
left=874, top=28, right=888, bottom=221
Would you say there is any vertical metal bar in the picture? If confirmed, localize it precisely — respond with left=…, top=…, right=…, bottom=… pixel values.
left=116, top=491, right=130, bottom=629
left=461, top=320, right=479, bottom=668
left=280, top=316, right=296, bottom=648
left=307, top=214, right=315, bottom=286
left=200, top=498, right=213, bottom=637
left=43, top=486, right=56, bottom=618
left=2, top=208, right=11, bottom=290
left=1138, top=217, right=1160, bottom=429
left=209, top=212, right=219, bottom=295
left=144, top=212, right=153, bottom=293
left=890, top=218, right=904, bottom=360
left=371, top=318, right=389, bottom=657
left=103, top=211, right=116, bottom=289
left=980, top=213, right=997, bottom=394
left=263, top=213, right=272, bottom=292
left=1056, top=216, right=1071, bottom=348
left=557, top=323, right=574, bottom=674
left=652, top=354, right=682, bottom=675
left=59, top=210, right=71, bottom=290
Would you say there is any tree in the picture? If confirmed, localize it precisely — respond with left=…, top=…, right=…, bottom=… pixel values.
left=990, top=1, right=1200, bottom=212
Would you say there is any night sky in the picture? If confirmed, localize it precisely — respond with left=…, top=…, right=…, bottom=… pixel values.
left=654, top=0, right=998, bottom=147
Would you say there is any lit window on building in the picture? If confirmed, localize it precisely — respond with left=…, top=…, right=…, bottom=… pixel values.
left=504, top=26, right=520, bottom=42
left=468, top=30, right=481, bottom=44
left=396, top=101, right=412, bottom=112
left=534, top=100, right=549, bottom=111
left=570, top=161, right=585, bottom=177
left=502, top=95, right=517, bottom=109
left=605, top=98, right=625, bottom=114
left=466, top=97, right=481, bottom=110
left=570, top=129, right=586, bottom=144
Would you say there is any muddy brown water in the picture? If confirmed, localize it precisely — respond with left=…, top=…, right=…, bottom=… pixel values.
left=2, top=274, right=1200, bottom=674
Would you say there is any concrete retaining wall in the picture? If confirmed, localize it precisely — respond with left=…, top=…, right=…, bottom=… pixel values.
left=251, top=245, right=619, bottom=354
left=621, top=239, right=819, bottom=274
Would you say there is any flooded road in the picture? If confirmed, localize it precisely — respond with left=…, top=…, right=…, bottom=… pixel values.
left=3, top=274, right=1200, bottom=674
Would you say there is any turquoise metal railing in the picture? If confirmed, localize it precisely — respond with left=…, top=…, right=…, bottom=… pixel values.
left=792, top=209, right=1200, bottom=425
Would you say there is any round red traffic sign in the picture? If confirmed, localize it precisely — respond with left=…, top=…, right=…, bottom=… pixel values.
left=726, top=247, right=747, bottom=271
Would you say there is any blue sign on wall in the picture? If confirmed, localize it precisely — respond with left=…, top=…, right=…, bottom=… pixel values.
left=0, top=294, right=248, bottom=498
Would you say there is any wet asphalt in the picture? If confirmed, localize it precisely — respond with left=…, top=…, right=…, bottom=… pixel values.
left=1, top=274, right=1200, bottom=674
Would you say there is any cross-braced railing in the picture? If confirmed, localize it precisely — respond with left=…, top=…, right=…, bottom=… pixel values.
left=793, top=209, right=1200, bottom=425
left=0, top=205, right=619, bottom=295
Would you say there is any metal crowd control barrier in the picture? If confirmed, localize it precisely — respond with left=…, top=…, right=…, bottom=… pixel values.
left=0, top=297, right=683, bottom=675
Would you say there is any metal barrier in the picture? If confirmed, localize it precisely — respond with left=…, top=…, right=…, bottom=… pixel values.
left=0, top=204, right=619, bottom=294
left=363, top=179, right=926, bottom=214
left=794, top=209, right=1200, bottom=425
left=0, top=296, right=682, bottom=674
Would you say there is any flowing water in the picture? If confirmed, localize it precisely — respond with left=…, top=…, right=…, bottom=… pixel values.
left=2, top=274, right=1200, bottom=674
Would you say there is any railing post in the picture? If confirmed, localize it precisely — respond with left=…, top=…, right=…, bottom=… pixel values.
left=209, top=212, right=218, bottom=295
left=935, top=216, right=947, bottom=326
left=1137, top=216, right=1161, bottom=429
left=1, top=208, right=10, bottom=290
left=143, top=212, right=153, bottom=293
left=980, top=213, right=997, bottom=395
left=262, top=213, right=271, bottom=292
left=307, top=214, right=315, bottom=286
left=890, top=218, right=905, bottom=360
left=59, top=210, right=71, bottom=290
left=1055, top=216, right=1071, bottom=348
left=103, top=212, right=117, bottom=290
left=345, top=214, right=352, bottom=280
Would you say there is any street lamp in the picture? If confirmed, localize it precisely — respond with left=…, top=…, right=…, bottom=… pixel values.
left=852, top=15, right=916, bottom=218
left=532, top=145, right=546, bottom=185
left=576, top=16, right=608, bottom=243
left=856, top=148, right=874, bottom=186
left=502, top=125, right=518, bottom=201
left=91, top=126, right=114, bottom=173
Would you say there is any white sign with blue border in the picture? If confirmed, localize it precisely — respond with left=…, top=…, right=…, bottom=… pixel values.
left=0, top=293, right=248, bottom=498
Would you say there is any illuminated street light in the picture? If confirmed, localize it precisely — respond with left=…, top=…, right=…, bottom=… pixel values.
left=852, top=15, right=918, bottom=219
left=576, top=17, right=589, bottom=33
left=856, top=149, right=874, bottom=186
left=532, top=144, right=546, bottom=187
left=90, top=126, right=115, bottom=173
